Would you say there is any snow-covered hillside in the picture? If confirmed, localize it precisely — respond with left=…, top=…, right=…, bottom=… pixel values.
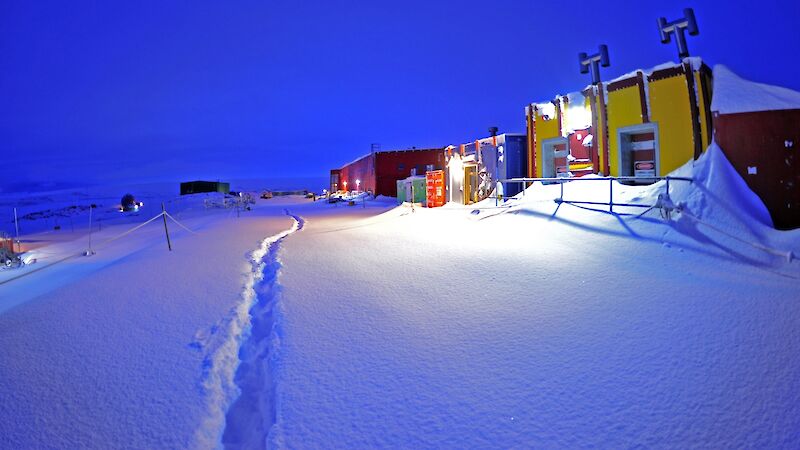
left=1, top=148, right=798, bottom=448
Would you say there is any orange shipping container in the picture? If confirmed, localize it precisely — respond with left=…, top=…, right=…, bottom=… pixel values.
left=426, top=170, right=445, bottom=208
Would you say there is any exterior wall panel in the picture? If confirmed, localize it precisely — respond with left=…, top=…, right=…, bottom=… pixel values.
left=375, top=149, right=445, bottom=197
left=534, top=108, right=561, bottom=177
left=606, top=82, right=645, bottom=176
left=648, top=72, right=695, bottom=175
left=339, top=153, right=375, bottom=194
left=713, top=109, right=800, bottom=229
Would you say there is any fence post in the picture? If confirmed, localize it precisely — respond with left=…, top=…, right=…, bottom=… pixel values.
left=609, top=178, right=613, bottom=213
left=87, top=205, right=95, bottom=255
left=13, top=207, right=20, bottom=253
left=559, top=180, right=564, bottom=203
left=161, top=203, right=172, bottom=251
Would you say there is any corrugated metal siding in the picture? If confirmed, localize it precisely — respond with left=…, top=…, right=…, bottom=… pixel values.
left=647, top=69, right=696, bottom=175
left=713, top=109, right=800, bottom=230
left=374, top=149, right=445, bottom=197
left=502, top=135, right=528, bottom=196
left=606, top=79, right=646, bottom=177
left=339, top=154, right=376, bottom=193
left=534, top=107, right=560, bottom=178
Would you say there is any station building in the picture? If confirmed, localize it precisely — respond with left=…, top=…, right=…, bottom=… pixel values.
left=331, top=148, right=446, bottom=197
left=527, top=58, right=713, bottom=181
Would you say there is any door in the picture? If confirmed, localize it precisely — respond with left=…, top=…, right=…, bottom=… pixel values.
left=464, top=165, right=478, bottom=204
left=542, top=137, right=570, bottom=179
left=618, top=124, right=659, bottom=181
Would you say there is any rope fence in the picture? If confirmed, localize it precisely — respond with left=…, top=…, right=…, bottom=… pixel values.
left=0, top=207, right=198, bottom=286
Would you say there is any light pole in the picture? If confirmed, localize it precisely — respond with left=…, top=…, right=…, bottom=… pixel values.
left=489, top=127, right=499, bottom=206
left=579, top=45, right=610, bottom=85
left=658, top=8, right=699, bottom=60
left=343, top=180, right=348, bottom=192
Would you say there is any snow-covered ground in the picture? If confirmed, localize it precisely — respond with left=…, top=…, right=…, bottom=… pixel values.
left=1, top=148, right=799, bottom=448
left=0, top=196, right=305, bottom=448
left=269, top=147, right=799, bottom=448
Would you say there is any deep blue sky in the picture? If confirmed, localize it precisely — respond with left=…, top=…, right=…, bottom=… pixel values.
left=2, top=0, right=799, bottom=191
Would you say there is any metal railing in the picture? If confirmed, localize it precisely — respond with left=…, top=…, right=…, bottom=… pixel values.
left=498, top=176, right=694, bottom=213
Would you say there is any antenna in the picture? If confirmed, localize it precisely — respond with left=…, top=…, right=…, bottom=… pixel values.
left=658, top=8, right=699, bottom=59
left=578, top=45, right=610, bottom=85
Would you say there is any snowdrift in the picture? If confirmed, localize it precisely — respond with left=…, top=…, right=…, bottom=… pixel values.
left=501, top=144, right=799, bottom=267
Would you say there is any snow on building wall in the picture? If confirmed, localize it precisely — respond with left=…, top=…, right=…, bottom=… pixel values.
left=527, top=93, right=596, bottom=179
left=711, top=65, right=800, bottom=230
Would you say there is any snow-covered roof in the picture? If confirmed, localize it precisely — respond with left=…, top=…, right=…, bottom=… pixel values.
left=340, top=152, right=372, bottom=169
left=529, top=101, right=556, bottom=119
left=605, top=57, right=704, bottom=85
left=524, top=58, right=707, bottom=118
left=711, top=64, right=800, bottom=115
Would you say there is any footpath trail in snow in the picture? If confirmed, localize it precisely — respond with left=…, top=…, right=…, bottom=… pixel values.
left=216, top=211, right=304, bottom=449
left=0, top=198, right=307, bottom=449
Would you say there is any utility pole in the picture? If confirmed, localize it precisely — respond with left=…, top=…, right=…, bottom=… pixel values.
left=579, top=45, right=611, bottom=175
left=161, top=203, right=172, bottom=251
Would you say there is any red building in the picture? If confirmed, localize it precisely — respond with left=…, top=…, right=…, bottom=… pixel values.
left=332, top=148, right=446, bottom=197
left=712, top=66, right=800, bottom=230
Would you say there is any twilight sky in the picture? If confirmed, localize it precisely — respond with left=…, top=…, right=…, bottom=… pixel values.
left=2, top=0, right=798, bottom=191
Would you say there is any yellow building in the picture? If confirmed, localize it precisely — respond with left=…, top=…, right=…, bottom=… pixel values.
left=604, top=59, right=713, bottom=178
left=526, top=58, right=713, bottom=181
left=526, top=92, right=596, bottom=178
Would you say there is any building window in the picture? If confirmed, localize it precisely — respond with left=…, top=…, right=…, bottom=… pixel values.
left=398, top=163, right=405, bottom=171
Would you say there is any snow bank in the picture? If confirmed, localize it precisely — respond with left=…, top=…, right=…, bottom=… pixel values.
left=711, top=65, right=800, bottom=114
left=501, top=142, right=799, bottom=268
